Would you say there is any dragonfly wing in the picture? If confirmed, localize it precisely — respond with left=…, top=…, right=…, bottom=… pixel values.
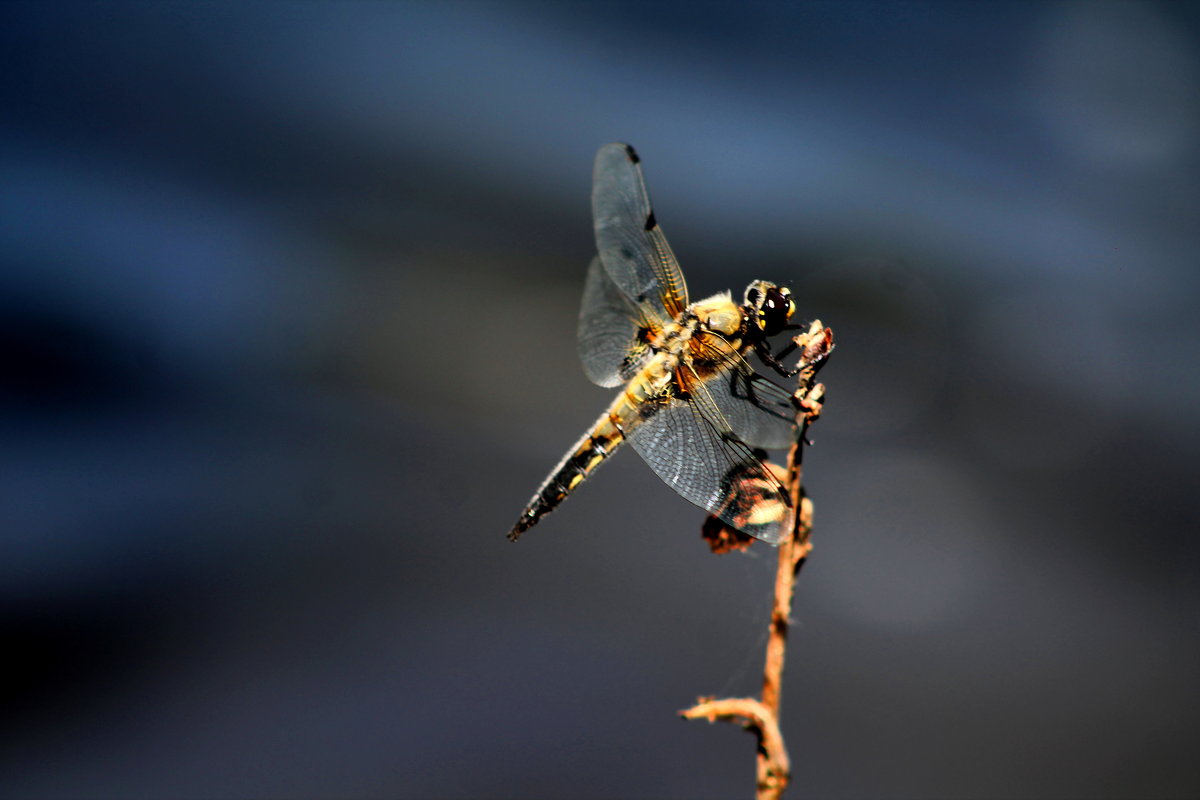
left=592, top=143, right=689, bottom=320
left=626, top=383, right=791, bottom=545
left=578, top=256, right=659, bottom=388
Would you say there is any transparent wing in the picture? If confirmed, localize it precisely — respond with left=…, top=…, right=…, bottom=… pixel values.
left=690, top=331, right=797, bottom=449
left=592, top=143, right=689, bottom=320
left=577, top=256, right=660, bottom=388
left=627, top=376, right=792, bottom=545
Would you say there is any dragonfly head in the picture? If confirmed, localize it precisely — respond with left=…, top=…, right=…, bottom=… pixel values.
left=744, top=281, right=795, bottom=338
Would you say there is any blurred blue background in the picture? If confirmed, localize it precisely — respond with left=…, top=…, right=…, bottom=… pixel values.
left=2, top=1, right=1198, bottom=797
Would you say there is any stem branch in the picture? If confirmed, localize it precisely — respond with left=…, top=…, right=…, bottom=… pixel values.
left=682, top=320, right=833, bottom=800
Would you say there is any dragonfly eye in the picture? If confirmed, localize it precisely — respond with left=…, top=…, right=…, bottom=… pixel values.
left=762, top=287, right=793, bottom=336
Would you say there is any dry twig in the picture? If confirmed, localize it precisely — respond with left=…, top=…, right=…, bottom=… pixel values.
left=682, top=320, right=833, bottom=800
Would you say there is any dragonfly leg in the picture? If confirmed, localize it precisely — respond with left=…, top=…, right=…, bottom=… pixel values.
left=755, top=340, right=800, bottom=377
left=772, top=339, right=799, bottom=361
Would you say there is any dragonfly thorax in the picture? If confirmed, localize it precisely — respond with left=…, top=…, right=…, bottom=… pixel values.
left=688, top=292, right=744, bottom=338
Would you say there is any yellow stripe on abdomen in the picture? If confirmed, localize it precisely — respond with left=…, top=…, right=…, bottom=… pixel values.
left=507, top=355, right=674, bottom=541
left=507, top=402, right=629, bottom=540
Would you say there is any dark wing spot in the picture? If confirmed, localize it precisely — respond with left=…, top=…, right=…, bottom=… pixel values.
left=624, top=144, right=640, bottom=163
left=644, top=210, right=656, bottom=231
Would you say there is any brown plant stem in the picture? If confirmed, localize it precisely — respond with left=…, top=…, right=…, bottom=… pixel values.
left=682, top=320, right=832, bottom=800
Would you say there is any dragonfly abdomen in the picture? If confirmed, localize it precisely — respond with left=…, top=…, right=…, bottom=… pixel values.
left=507, top=404, right=632, bottom=541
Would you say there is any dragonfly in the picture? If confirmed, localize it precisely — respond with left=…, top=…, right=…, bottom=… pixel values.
left=508, top=143, right=803, bottom=545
